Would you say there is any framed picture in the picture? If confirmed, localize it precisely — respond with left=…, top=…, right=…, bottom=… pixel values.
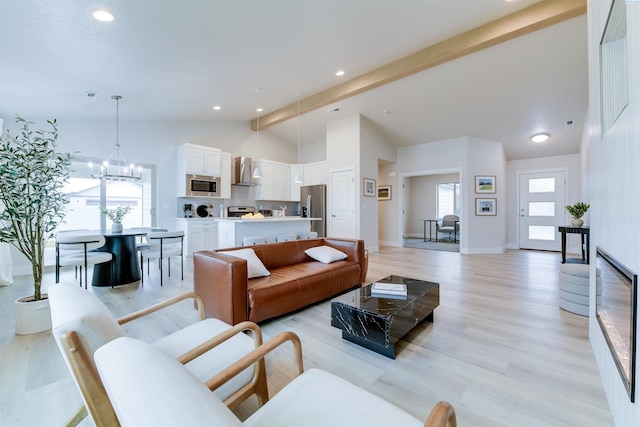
left=378, top=185, right=391, bottom=201
left=476, top=198, right=496, bottom=216
left=363, top=178, right=376, bottom=197
left=475, top=175, right=496, bottom=193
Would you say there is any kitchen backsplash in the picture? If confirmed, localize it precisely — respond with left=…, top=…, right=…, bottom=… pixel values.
left=178, top=184, right=299, bottom=218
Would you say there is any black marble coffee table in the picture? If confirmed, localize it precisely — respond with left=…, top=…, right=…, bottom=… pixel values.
left=331, top=275, right=439, bottom=359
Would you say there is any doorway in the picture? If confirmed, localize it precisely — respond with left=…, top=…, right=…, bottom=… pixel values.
left=518, top=170, right=566, bottom=251
left=401, top=172, right=460, bottom=252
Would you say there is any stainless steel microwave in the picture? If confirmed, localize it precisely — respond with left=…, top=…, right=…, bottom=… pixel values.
left=186, top=174, right=220, bottom=197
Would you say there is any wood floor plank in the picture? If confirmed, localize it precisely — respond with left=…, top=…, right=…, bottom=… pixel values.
left=0, top=247, right=613, bottom=426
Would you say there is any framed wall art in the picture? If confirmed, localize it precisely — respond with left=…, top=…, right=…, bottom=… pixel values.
left=378, top=185, right=391, bottom=201
left=475, top=175, right=496, bottom=193
left=476, top=198, right=496, bottom=216
left=363, top=178, right=376, bottom=197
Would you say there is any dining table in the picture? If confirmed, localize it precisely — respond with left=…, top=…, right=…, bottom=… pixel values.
left=92, top=227, right=167, bottom=287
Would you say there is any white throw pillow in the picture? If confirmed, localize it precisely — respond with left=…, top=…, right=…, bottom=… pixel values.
left=224, top=249, right=270, bottom=279
left=305, top=246, right=348, bottom=264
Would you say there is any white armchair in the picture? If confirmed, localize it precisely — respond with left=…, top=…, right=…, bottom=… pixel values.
left=49, top=283, right=267, bottom=427
left=94, top=332, right=457, bottom=427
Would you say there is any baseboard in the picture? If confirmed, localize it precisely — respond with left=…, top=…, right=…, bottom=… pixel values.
left=366, top=245, right=380, bottom=253
left=379, top=240, right=403, bottom=247
left=461, top=247, right=505, bottom=255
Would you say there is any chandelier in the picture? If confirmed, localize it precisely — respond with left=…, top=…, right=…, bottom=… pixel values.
left=89, top=95, right=141, bottom=181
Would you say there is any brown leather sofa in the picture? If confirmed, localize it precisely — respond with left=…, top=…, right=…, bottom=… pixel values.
left=193, top=238, right=366, bottom=325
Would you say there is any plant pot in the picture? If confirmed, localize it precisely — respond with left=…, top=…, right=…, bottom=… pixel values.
left=15, top=294, right=51, bottom=335
left=571, top=218, right=584, bottom=227
left=112, top=222, right=123, bottom=233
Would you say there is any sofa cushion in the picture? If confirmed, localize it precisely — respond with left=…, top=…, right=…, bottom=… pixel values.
left=304, top=246, right=348, bottom=264
left=225, top=248, right=270, bottom=278
left=246, top=261, right=361, bottom=323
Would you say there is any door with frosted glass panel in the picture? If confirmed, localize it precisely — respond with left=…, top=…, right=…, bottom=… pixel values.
left=519, top=171, right=565, bottom=251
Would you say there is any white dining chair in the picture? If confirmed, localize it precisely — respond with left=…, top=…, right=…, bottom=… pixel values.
left=140, top=230, right=184, bottom=286
left=55, top=234, right=113, bottom=288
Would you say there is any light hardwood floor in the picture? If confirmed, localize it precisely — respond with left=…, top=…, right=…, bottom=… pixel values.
left=0, top=247, right=613, bottom=426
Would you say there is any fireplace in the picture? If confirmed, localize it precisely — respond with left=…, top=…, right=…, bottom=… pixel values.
left=596, top=246, right=637, bottom=402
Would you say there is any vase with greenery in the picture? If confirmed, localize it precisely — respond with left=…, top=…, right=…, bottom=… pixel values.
left=0, top=116, right=72, bottom=302
left=102, top=205, right=132, bottom=232
left=565, top=202, right=590, bottom=227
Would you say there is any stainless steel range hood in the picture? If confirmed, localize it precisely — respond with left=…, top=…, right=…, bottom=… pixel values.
left=233, top=156, right=256, bottom=187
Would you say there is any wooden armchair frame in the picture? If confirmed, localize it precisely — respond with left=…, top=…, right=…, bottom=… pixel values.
left=57, top=292, right=267, bottom=427
left=187, top=330, right=456, bottom=427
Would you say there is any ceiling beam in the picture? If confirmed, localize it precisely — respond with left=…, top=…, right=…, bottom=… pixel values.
left=251, top=0, right=586, bottom=131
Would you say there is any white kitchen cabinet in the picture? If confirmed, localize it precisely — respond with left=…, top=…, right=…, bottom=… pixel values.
left=219, top=152, right=231, bottom=199
left=255, top=160, right=291, bottom=201
left=290, top=164, right=303, bottom=202
left=303, top=161, right=327, bottom=186
left=177, top=143, right=226, bottom=198
left=176, top=219, right=218, bottom=257
left=178, top=143, right=221, bottom=177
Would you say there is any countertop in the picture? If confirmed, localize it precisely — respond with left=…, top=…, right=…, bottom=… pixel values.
left=215, top=217, right=320, bottom=223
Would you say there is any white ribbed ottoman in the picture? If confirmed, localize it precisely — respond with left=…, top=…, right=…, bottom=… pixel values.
left=559, top=264, right=602, bottom=316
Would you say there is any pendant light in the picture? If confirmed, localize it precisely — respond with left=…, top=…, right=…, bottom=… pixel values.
left=89, top=95, right=141, bottom=181
left=293, top=93, right=303, bottom=184
left=252, top=107, right=262, bottom=179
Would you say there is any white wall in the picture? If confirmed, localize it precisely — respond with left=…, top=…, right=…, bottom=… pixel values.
left=587, top=1, right=640, bottom=425
left=3, top=117, right=298, bottom=275
left=361, top=116, right=396, bottom=251
left=506, top=154, right=582, bottom=251
left=386, top=137, right=506, bottom=253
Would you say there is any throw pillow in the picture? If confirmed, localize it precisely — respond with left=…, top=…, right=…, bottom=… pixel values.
left=305, top=246, right=348, bottom=264
left=224, top=248, right=270, bottom=278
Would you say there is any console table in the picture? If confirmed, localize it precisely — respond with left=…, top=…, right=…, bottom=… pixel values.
left=558, top=225, right=590, bottom=264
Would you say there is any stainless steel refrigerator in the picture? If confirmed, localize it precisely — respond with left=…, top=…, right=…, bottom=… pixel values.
left=300, top=184, right=326, bottom=237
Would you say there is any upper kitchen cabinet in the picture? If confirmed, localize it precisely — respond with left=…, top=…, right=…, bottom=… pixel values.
left=255, top=159, right=292, bottom=201
left=303, top=161, right=327, bottom=186
left=219, top=152, right=231, bottom=199
left=178, top=143, right=221, bottom=177
left=177, top=144, right=229, bottom=198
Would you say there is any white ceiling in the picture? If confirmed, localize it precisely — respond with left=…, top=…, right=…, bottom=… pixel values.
left=0, top=0, right=588, bottom=160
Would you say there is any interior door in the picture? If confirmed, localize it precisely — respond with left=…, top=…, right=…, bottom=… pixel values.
left=519, top=171, right=566, bottom=251
left=329, top=168, right=356, bottom=238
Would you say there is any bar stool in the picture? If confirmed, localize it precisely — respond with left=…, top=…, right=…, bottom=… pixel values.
left=298, top=231, right=318, bottom=240
left=276, top=233, right=297, bottom=242
left=242, top=236, right=267, bottom=246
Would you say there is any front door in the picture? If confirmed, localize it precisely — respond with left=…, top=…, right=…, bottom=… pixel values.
left=329, top=168, right=356, bottom=238
left=518, top=170, right=566, bottom=251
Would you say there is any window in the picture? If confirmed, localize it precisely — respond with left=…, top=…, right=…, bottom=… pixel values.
left=437, top=182, right=460, bottom=218
left=46, top=159, right=155, bottom=266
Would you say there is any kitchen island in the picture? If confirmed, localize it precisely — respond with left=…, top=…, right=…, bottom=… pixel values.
left=216, top=217, right=321, bottom=248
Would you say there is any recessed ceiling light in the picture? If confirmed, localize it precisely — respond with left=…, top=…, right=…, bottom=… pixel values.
left=91, top=9, right=114, bottom=22
left=212, top=106, right=221, bottom=110
left=335, top=70, right=345, bottom=77
left=382, top=110, right=391, bottom=116
left=531, top=133, right=550, bottom=143
left=256, top=107, right=263, bottom=112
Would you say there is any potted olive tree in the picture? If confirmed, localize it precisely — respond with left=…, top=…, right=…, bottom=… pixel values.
left=0, top=116, right=72, bottom=334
